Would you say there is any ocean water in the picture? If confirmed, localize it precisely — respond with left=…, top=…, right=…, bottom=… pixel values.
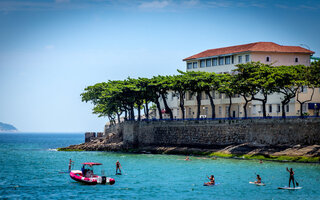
left=0, top=133, right=320, bottom=199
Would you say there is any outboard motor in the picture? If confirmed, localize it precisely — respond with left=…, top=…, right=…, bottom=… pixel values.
left=102, top=176, right=107, bottom=184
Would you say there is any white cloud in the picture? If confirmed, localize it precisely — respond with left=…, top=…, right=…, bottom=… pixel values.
left=139, top=0, right=169, bottom=9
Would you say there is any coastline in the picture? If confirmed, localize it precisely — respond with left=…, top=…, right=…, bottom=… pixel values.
left=58, top=141, right=320, bottom=163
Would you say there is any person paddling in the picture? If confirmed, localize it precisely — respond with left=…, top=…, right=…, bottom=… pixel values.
left=254, top=175, right=262, bottom=184
left=286, top=167, right=295, bottom=188
left=116, top=160, right=122, bottom=174
left=68, top=159, right=74, bottom=172
left=205, top=175, right=215, bottom=185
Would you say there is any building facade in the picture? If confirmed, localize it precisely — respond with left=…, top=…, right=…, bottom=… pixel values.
left=159, top=42, right=319, bottom=119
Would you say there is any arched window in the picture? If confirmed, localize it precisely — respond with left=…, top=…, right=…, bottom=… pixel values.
left=266, top=56, right=270, bottom=62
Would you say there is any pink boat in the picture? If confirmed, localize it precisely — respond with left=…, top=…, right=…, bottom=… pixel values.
left=70, top=162, right=115, bottom=185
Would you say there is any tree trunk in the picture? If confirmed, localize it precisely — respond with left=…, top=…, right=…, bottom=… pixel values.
left=161, top=93, right=173, bottom=120
left=155, top=98, right=162, bottom=119
left=124, top=109, right=127, bottom=121
left=130, top=104, right=135, bottom=121
left=145, top=101, right=149, bottom=120
left=117, top=113, right=120, bottom=124
left=196, top=92, right=201, bottom=120
left=179, top=92, right=185, bottom=119
left=262, top=100, right=267, bottom=118
left=297, top=87, right=315, bottom=118
left=281, top=102, right=286, bottom=118
left=137, top=103, right=141, bottom=121
left=228, top=95, right=232, bottom=119
left=206, top=91, right=215, bottom=119
left=242, top=95, right=249, bottom=119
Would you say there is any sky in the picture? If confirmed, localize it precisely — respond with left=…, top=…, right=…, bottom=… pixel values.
left=1, top=0, right=320, bottom=132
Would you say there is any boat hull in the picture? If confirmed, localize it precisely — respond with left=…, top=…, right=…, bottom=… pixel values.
left=69, top=170, right=115, bottom=185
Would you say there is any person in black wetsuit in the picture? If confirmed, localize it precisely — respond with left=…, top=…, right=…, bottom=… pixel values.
left=286, top=167, right=295, bottom=188
left=116, top=160, right=122, bottom=174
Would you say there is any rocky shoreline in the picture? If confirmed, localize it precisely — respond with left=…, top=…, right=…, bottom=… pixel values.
left=58, top=133, right=320, bottom=163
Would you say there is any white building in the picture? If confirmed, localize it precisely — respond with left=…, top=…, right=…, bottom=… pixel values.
left=158, top=42, right=319, bottom=119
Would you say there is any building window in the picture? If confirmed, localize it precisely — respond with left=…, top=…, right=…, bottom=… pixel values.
left=226, top=106, right=229, bottom=117
left=200, top=60, right=205, bottom=68
left=188, top=93, right=193, bottom=100
left=266, top=56, right=270, bottom=62
left=206, top=59, right=211, bottom=67
left=205, top=93, right=209, bottom=100
left=245, top=54, right=250, bottom=62
left=219, top=106, right=222, bottom=115
left=177, top=108, right=180, bottom=117
left=301, top=86, right=307, bottom=93
left=193, top=62, right=198, bottom=68
left=219, top=93, right=222, bottom=99
left=212, top=58, right=218, bottom=66
left=269, top=104, right=272, bottom=113
left=188, top=108, right=192, bottom=116
left=225, top=56, right=231, bottom=65
left=277, top=104, right=280, bottom=112
left=252, top=105, right=256, bottom=114
left=187, top=63, right=192, bottom=69
left=231, top=55, right=234, bottom=64
left=219, top=57, right=224, bottom=65
left=302, top=104, right=307, bottom=112
left=295, top=57, right=299, bottom=62
left=212, top=91, right=215, bottom=99
left=205, top=107, right=208, bottom=116
left=286, top=105, right=289, bottom=112
left=238, top=56, right=242, bottom=63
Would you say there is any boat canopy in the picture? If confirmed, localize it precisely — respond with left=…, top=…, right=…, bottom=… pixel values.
left=81, top=162, right=102, bottom=165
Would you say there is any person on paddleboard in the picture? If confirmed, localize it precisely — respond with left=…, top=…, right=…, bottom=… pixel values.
left=68, top=159, right=74, bottom=172
left=286, top=167, right=295, bottom=188
left=116, top=160, right=122, bottom=174
left=205, top=175, right=215, bottom=185
left=254, top=175, right=262, bottom=184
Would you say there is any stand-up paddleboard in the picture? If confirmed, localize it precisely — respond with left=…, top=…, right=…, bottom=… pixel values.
left=249, top=182, right=266, bottom=186
left=203, top=183, right=220, bottom=186
left=116, top=172, right=122, bottom=175
left=278, top=186, right=302, bottom=190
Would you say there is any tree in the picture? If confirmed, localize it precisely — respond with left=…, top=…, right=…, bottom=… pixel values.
left=235, top=62, right=277, bottom=118
left=218, top=74, right=236, bottom=118
left=171, top=72, right=189, bottom=119
left=201, top=72, right=223, bottom=119
left=150, top=75, right=174, bottom=120
left=274, top=65, right=306, bottom=118
left=181, top=71, right=206, bottom=120
left=296, top=61, right=320, bottom=117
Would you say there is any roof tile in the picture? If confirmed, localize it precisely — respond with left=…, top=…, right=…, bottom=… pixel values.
left=183, top=42, right=314, bottom=61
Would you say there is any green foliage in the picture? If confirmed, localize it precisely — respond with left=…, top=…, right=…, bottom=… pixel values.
left=81, top=62, right=315, bottom=121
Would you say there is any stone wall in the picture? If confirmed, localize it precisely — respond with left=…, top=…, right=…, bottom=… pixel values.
left=102, top=118, right=320, bottom=148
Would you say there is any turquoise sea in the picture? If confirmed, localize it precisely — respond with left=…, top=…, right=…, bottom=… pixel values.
left=1, top=133, right=320, bottom=199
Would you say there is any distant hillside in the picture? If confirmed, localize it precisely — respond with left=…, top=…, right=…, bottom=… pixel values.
left=0, top=122, right=18, bottom=132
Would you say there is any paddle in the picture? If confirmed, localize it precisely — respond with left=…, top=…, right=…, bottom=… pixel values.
left=295, top=179, right=299, bottom=186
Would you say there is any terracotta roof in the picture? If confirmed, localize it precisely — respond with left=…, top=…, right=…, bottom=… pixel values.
left=183, top=42, right=315, bottom=61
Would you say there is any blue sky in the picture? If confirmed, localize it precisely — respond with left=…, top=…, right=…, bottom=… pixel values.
left=1, top=0, right=320, bottom=132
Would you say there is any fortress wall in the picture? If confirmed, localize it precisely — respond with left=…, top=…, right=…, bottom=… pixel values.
left=102, top=118, right=320, bottom=148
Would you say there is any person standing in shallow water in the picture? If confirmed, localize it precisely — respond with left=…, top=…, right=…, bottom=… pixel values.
left=68, top=159, right=74, bottom=172
left=286, top=167, right=295, bottom=188
left=116, top=160, right=122, bottom=174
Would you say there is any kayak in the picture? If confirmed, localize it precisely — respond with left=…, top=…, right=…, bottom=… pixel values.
left=278, top=186, right=302, bottom=190
left=70, top=170, right=115, bottom=185
left=249, top=181, right=266, bottom=186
